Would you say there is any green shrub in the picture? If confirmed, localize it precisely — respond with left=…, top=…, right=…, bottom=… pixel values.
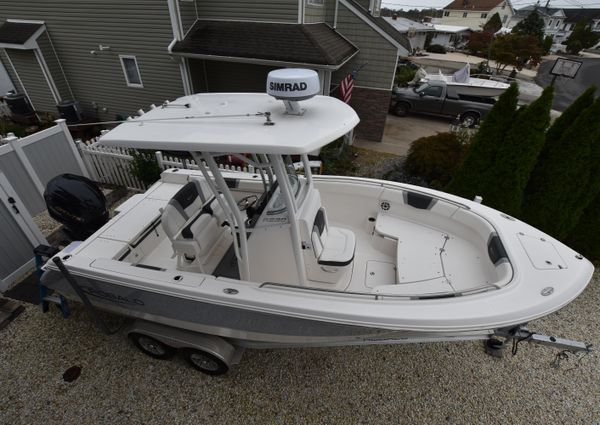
left=0, top=119, right=28, bottom=138
left=405, top=132, right=466, bottom=189
left=426, top=44, right=447, bottom=54
left=395, top=66, right=417, bottom=87
left=129, top=149, right=162, bottom=187
left=320, top=139, right=358, bottom=176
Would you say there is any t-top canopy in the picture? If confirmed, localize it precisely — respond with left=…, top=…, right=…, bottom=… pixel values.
left=99, top=93, right=360, bottom=155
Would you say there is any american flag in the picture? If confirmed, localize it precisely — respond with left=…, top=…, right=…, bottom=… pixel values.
left=340, top=73, right=354, bottom=104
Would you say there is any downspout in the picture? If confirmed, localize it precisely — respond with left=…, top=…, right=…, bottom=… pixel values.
left=167, top=0, right=193, bottom=95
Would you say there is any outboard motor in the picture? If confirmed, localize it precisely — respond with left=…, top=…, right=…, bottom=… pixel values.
left=44, top=174, right=109, bottom=240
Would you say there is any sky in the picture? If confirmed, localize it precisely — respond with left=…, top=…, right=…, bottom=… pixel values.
left=382, top=0, right=600, bottom=10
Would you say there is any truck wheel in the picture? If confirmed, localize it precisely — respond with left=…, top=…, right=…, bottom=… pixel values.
left=129, top=332, right=176, bottom=360
left=182, top=348, right=229, bottom=376
left=394, top=102, right=410, bottom=117
left=461, top=112, right=479, bottom=127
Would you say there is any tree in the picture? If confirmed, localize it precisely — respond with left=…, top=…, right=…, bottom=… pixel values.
left=542, top=35, right=553, bottom=55
left=521, top=97, right=600, bottom=240
left=445, top=84, right=519, bottom=199
left=532, top=86, right=596, bottom=167
left=467, top=31, right=493, bottom=55
left=567, top=193, right=600, bottom=262
left=566, top=20, right=600, bottom=54
left=476, top=86, right=554, bottom=216
left=490, top=34, right=542, bottom=73
left=483, top=12, right=503, bottom=34
left=512, top=9, right=545, bottom=43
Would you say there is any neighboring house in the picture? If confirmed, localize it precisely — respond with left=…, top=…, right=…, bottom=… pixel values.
left=508, top=7, right=600, bottom=44
left=0, top=0, right=411, bottom=142
left=383, top=16, right=433, bottom=53
left=427, top=24, right=472, bottom=48
left=441, top=0, right=514, bottom=30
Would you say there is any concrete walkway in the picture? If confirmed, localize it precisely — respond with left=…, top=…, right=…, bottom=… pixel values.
left=354, top=115, right=450, bottom=156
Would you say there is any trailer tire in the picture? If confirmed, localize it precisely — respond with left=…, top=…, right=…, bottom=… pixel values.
left=129, top=333, right=176, bottom=360
left=393, top=102, right=410, bottom=117
left=182, top=348, right=229, bottom=376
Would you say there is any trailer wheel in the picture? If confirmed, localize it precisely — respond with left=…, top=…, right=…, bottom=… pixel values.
left=129, top=333, right=176, bottom=360
left=461, top=112, right=479, bottom=127
left=182, top=348, right=229, bottom=376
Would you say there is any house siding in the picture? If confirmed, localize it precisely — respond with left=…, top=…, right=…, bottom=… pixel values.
left=180, top=1, right=198, bottom=36
left=37, top=32, right=71, bottom=101
left=5, top=49, right=56, bottom=115
left=332, top=3, right=397, bottom=90
left=325, top=0, right=337, bottom=26
left=190, top=59, right=277, bottom=92
left=305, top=1, right=327, bottom=23
left=0, top=49, right=23, bottom=93
left=0, top=0, right=185, bottom=122
left=193, top=0, right=299, bottom=23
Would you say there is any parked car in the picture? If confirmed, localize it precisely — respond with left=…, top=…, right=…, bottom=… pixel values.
left=390, top=80, right=495, bottom=126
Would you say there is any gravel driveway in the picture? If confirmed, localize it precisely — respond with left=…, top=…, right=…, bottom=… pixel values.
left=0, top=271, right=598, bottom=424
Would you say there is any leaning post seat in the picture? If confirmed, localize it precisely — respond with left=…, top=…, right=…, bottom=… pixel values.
left=160, top=180, right=228, bottom=270
left=307, top=208, right=356, bottom=284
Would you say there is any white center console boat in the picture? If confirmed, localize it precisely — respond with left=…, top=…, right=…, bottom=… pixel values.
left=40, top=69, right=594, bottom=374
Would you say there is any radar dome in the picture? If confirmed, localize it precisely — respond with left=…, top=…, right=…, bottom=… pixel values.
left=266, top=68, right=320, bottom=101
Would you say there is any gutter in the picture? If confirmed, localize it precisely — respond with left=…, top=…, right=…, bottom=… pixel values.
left=169, top=49, right=359, bottom=71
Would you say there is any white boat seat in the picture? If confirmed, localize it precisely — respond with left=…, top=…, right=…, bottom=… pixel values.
left=161, top=182, right=228, bottom=266
left=311, top=208, right=356, bottom=266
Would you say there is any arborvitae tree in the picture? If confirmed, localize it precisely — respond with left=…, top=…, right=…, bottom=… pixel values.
left=445, top=83, right=519, bottom=199
left=527, top=86, right=596, bottom=181
left=512, top=8, right=545, bottom=44
left=483, top=12, right=502, bottom=33
left=567, top=192, right=600, bottom=262
left=521, top=97, right=600, bottom=239
left=480, top=85, right=554, bottom=216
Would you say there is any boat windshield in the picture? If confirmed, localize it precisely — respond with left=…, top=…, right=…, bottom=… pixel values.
left=267, top=156, right=301, bottom=215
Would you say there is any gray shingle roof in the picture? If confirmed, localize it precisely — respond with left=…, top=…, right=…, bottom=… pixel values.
left=0, top=21, right=43, bottom=45
left=172, top=21, right=358, bottom=67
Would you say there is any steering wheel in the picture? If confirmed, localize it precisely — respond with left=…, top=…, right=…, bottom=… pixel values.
left=237, top=195, right=258, bottom=211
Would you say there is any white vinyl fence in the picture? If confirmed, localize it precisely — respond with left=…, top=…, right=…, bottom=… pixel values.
left=0, top=119, right=89, bottom=215
left=78, top=141, right=260, bottom=191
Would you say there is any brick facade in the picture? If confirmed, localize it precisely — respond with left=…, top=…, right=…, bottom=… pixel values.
left=348, top=87, right=391, bottom=142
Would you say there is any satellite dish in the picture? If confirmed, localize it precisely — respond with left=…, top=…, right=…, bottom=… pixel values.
left=266, top=68, right=321, bottom=115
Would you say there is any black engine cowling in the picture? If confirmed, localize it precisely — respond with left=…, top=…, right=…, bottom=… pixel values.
left=44, top=174, right=109, bottom=240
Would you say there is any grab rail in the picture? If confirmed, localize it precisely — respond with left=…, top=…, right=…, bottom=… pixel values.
left=259, top=281, right=498, bottom=300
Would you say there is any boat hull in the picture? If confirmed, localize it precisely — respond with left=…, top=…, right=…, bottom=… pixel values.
left=42, top=269, right=493, bottom=348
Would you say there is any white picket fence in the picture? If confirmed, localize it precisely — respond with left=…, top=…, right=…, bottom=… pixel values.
left=77, top=140, right=258, bottom=191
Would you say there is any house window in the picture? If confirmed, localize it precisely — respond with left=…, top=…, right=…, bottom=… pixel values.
left=463, top=12, right=468, bottom=18
left=501, top=2, right=506, bottom=9
left=119, top=55, right=143, bottom=88
left=503, top=15, right=508, bottom=23
left=555, top=20, right=560, bottom=27
left=307, top=0, right=324, bottom=6
left=548, top=19, right=553, bottom=27
left=444, top=11, right=450, bottom=16
left=481, top=13, right=488, bottom=18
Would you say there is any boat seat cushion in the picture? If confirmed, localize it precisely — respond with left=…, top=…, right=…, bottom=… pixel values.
left=318, top=227, right=356, bottom=266
left=311, top=208, right=356, bottom=267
